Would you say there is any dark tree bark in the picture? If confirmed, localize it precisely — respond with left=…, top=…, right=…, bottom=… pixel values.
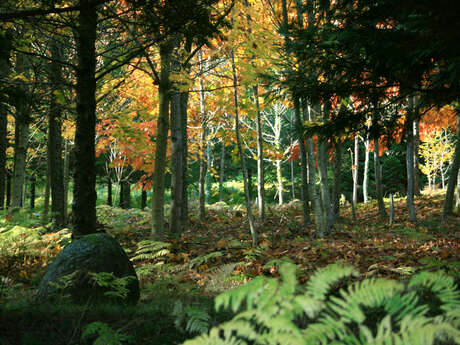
left=170, top=75, right=186, bottom=234
left=180, top=90, right=189, bottom=228
left=29, top=175, right=35, bottom=210
left=11, top=53, right=30, bottom=209
left=6, top=170, right=11, bottom=208
left=141, top=187, right=147, bottom=210
left=44, top=169, right=50, bottom=216
left=198, top=63, right=207, bottom=222
left=332, top=141, right=342, bottom=218
left=119, top=180, right=130, bottom=209
left=72, top=0, right=98, bottom=237
left=0, top=34, right=10, bottom=210
left=151, top=43, right=172, bottom=239
left=0, top=111, right=7, bottom=210
left=63, top=140, right=70, bottom=222
left=442, top=111, right=460, bottom=219
left=48, top=38, right=66, bottom=227
left=219, top=143, right=225, bottom=202
left=413, top=117, right=421, bottom=196
left=107, top=177, right=112, bottom=206
left=406, top=97, right=417, bottom=222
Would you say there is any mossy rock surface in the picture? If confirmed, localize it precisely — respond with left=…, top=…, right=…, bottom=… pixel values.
left=37, top=233, right=139, bottom=304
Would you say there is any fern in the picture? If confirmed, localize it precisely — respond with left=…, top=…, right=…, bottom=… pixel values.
left=185, top=259, right=460, bottom=345
left=188, top=251, right=223, bottom=269
left=173, top=301, right=211, bottom=335
left=206, top=262, right=241, bottom=292
left=131, top=240, right=171, bottom=262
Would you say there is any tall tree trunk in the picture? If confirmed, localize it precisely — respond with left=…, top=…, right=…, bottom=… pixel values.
left=151, top=43, right=172, bottom=239
left=219, top=143, right=225, bottom=202
left=48, top=38, right=66, bottom=227
left=11, top=53, right=29, bottom=209
left=0, top=110, right=7, bottom=210
left=198, top=60, right=207, bottom=222
left=276, top=160, right=283, bottom=205
left=455, top=169, right=460, bottom=210
left=374, top=140, right=386, bottom=218
left=120, top=180, right=130, bottom=209
left=352, top=136, right=359, bottom=207
left=6, top=170, right=11, bottom=208
left=72, top=0, right=98, bottom=237
left=44, top=169, right=50, bottom=216
left=406, top=97, right=417, bottom=222
left=253, top=85, right=265, bottom=219
left=107, top=176, right=112, bottom=206
left=231, top=50, right=257, bottom=246
left=294, top=98, right=310, bottom=228
left=305, top=105, right=327, bottom=237
left=170, top=77, right=186, bottom=234
left=442, top=112, right=460, bottom=219
left=282, top=0, right=309, bottom=227
left=29, top=175, right=35, bottom=210
left=363, top=134, right=370, bottom=203
left=63, top=140, right=70, bottom=223
left=180, top=90, right=189, bottom=227
left=141, top=188, right=147, bottom=210
left=0, top=36, right=10, bottom=210
left=332, top=141, right=342, bottom=218
left=413, top=118, right=421, bottom=196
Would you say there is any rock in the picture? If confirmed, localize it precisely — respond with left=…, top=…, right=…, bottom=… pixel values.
left=37, top=233, right=139, bottom=304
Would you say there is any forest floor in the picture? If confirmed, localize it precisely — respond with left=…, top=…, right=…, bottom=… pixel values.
left=0, top=191, right=459, bottom=344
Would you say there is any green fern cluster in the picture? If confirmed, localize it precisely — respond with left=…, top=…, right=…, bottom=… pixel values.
left=183, top=260, right=460, bottom=345
left=132, top=240, right=171, bottom=262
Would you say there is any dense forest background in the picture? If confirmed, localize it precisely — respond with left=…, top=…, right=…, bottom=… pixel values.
left=1, top=1, right=460, bottom=344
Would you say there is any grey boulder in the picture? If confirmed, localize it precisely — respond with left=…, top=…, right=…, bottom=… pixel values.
left=37, top=233, right=139, bottom=304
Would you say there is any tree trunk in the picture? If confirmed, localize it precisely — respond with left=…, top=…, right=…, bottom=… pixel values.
left=180, top=89, right=189, bottom=228
left=120, top=180, right=130, bottom=209
left=170, top=73, right=186, bottom=234
left=332, top=141, right=342, bottom=218
left=219, top=143, right=225, bottom=202
left=198, top=61, right=207, bottom=222
left=44, top=169, right=50, bottom=216
left=63, top=140, right=70, bottom=223
left=455, top=169, right=460, bottom=210
left=107, top=176, right=112, bottom=206
left=29, top=175, right=35, bottom=210
left=363, top=134, right=370, bottom=203
left=442, top=112, right=460, bottom=218
left=231, top=50, right=257, bottom=246
left=305, top=104, right=327, bottom=237
left=318, top=137, right=334, bottom=231
left=276, top=160, right=283, bottom=205
left=413, top=118, right=421, bottom=196
left=374, top=140, right=387, bottom=218
left=151, top=43, right=172, bottom=239
left=6, top=170, right=11, bottom=208
left=0, top=110, right=7, bottom=210
left=352, top=136, right=359, bottom=206
left=141, top=188, right=147, bottom=210
left=294, top=98, right=310, bottom=228
left=72, top=0, right=98, bottom=237
left=48, top=37, right=66, bottom=227
left=0, top=37, right=10, bottom=210
left=11, top=53, right=30, bottom=209
left=406, top=97, right=417, bottom=222
left=282, top=0, right=309, bottom=227
left=253, top=85, right=265, bottom=219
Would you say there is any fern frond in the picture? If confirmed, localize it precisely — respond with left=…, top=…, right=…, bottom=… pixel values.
left=306, top=262, right=359, bottom=302
left=409, top=270, right=460, bottom=315
left=132, top=240, right=171, bottom=262
left=189, top=251, right=223, bottom=269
